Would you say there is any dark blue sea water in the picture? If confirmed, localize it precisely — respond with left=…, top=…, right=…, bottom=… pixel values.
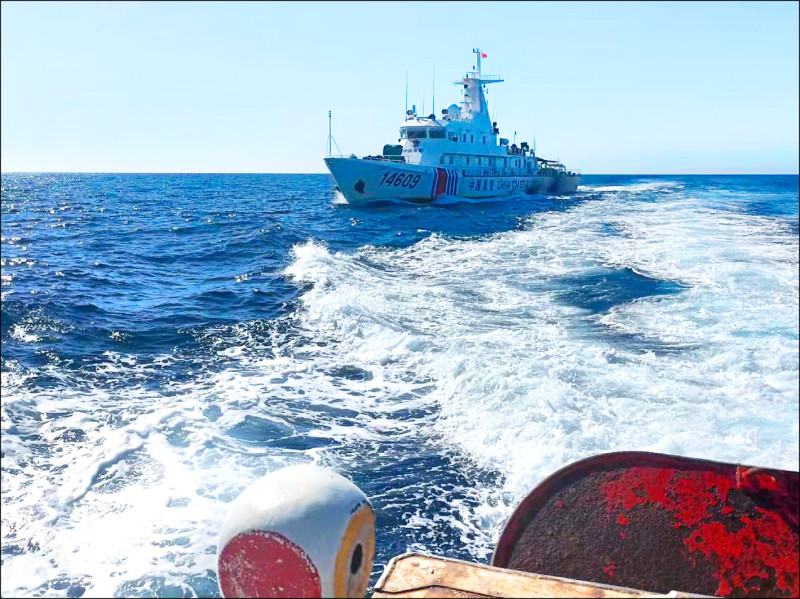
left=2, top=173, right=798, bottom=597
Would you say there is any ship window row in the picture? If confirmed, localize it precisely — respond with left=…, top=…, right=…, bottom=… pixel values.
left=401, top=129, right=488, bottom=144
left=400, top=128, right=446, bottom=139
left=439, top=155, right=531, bottom=168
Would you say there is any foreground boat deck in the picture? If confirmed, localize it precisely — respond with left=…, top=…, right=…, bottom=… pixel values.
left=372, top=554, right=703, bottom=598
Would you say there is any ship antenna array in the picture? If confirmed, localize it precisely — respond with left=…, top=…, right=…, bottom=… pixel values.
left=405, top=71, right=408, bottom=117
left=327, top=110, right=343, bottom=158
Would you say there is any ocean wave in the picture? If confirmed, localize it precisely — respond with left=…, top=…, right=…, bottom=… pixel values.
left=1, top=174, right=797, bottom=597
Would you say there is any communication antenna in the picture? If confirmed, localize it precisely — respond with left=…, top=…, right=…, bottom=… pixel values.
left=422, top=85, right=425, bottom=118
left=405, top=70, right=408, bottom=118
left=432, top=63, right=435, bottom=117
left=327, top=110, right=343, bottom=157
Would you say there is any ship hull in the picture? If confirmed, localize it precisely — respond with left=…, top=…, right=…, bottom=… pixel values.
left=528, top=174, right=580, bottom=195
left=325, top=157, right=579, bottom=204
left=325, top=157, right=437, bottom=204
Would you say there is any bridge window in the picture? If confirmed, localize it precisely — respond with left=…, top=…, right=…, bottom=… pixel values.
left=470, top=135, right=474, bottom=143
left=429, top=129, right=446, bottom=139
left=407, top=129, right=427, bottom=139
left=448, top=155, right=454, bottom=165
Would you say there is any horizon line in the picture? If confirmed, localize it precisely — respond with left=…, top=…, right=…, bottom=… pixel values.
left=2, top=171, right=798, bottom=176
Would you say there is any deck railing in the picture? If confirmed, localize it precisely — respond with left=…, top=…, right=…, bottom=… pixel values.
left=361, top=155, right=406, bottom=163
left=345, top=154, right=579, bottom=175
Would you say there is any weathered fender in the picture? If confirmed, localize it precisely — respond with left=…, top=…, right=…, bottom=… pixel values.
left=217, top=465, right=375, bottom=598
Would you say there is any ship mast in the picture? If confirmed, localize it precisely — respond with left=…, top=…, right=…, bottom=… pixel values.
left=326, top=110, right=343, bottom=157
left=459, top=49, right=502, bottom=126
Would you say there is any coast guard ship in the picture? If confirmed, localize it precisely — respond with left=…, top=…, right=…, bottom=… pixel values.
left=324, top=49, right=580, bottom=204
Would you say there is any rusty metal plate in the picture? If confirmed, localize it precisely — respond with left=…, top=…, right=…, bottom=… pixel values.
left=492, top=452, right=799, bottom=597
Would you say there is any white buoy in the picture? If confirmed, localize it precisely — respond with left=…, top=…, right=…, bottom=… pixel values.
left=217, top=465, right=375, bottom=598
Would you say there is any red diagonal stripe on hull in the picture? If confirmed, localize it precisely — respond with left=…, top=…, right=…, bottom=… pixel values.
left=434, top=168, right=448, bottom=199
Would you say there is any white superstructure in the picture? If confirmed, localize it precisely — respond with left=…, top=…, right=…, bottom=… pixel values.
left=325, top=49, right=579, bottom=204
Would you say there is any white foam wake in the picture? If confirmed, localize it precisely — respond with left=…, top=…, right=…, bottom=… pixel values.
left=284, top=183, right=798, bottom=526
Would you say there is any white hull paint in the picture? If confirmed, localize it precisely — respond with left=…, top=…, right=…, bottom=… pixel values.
left=326, top=157, right=579, bottom=204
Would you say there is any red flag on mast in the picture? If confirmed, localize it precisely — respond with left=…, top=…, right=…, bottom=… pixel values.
left=481, top=53, right=487, bottom=58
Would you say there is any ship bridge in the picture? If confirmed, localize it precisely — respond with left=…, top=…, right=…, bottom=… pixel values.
left=394, top=49, right=507, bottom=166
left=400, top=119, right=448, bottom=138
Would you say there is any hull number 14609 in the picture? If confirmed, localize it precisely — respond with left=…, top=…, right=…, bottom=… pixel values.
left=380, top=172, right=421, bottom=189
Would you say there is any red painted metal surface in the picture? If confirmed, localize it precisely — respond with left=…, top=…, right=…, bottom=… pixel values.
left=218, top=530, right=322, bottom=598
left=492, top=452, right=799, bottom=597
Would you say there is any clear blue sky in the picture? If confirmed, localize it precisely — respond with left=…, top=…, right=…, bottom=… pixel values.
left=2, top=1, right=798, bottom=174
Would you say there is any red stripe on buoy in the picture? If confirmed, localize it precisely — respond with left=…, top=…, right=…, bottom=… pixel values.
left=218, top=530, right=321, bottom=598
